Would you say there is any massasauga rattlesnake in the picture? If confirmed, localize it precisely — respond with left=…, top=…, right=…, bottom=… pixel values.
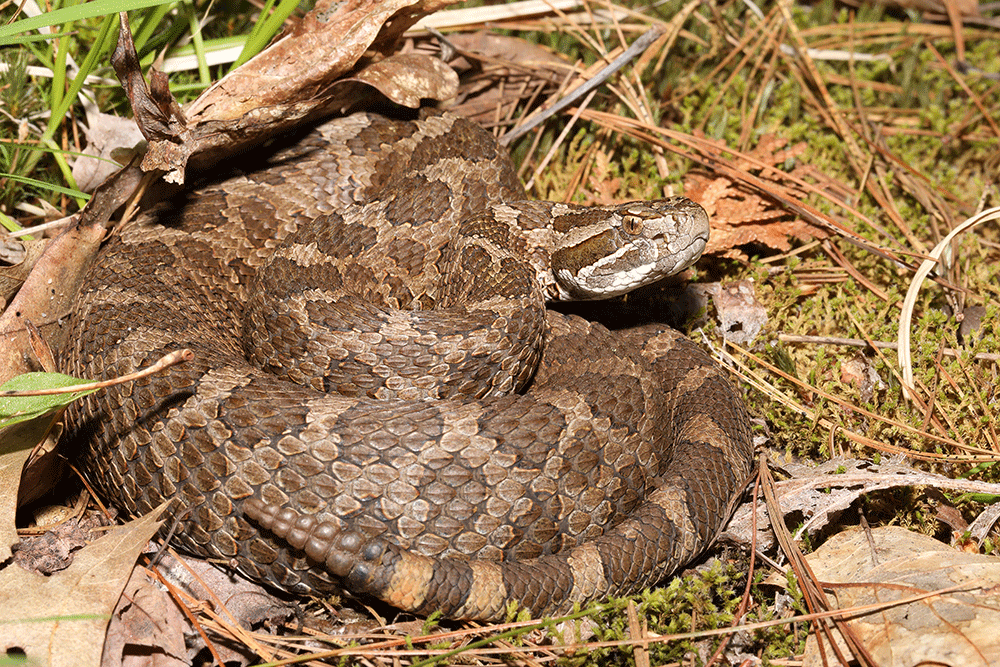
left=66, top=111, right=754, bottom=621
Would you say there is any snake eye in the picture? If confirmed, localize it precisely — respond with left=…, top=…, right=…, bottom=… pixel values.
left=622, top=215, right=643, bottom=235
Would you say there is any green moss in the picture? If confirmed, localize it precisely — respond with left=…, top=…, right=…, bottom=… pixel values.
left=566, top=560, right=748, bottom=666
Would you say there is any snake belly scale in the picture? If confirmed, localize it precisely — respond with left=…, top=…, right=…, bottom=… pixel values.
left=66, top=111, right=754, bottom=621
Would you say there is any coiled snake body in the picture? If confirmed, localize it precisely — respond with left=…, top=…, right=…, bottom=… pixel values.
left=67, top=112, right=754, bottom=621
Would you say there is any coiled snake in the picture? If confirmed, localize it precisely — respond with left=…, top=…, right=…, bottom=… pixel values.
left=66, top=112, right=754, bottom=621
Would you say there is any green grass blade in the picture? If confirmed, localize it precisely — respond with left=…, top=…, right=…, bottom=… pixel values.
left=230, top=0, right=299, bottom=70
left=0, top=0, right=177, bottom=46
left=50, top=32, right=70, bottom=114
left=132, top=2, right=175, bottom=53
left=0, top=31, right=72, bottom=45
left=2, top=173, right=89, bottom=200
left=0, top=210, right=23, bottom=233
left=185, top=4, right=210, bottom=85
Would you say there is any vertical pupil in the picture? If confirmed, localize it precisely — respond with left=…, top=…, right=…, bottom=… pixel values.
left=624, top=217, right=642, bottom=234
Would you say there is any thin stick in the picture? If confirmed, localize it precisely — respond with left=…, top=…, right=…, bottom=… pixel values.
left=500, top=24, right=665, bottom=145
left=2, top=349, right=193, bottom=396
left=777, top=334, right=1000, bottom=362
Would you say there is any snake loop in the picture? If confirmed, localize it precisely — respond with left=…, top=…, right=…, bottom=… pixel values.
left=66, top=112, right=754, bottom=620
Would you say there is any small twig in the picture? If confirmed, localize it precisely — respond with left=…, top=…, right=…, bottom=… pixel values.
left=523, top=88, right=597, bottom=191
left=777, top=334, right=1000, bottom=362
left=1, top=349, right=193, bottom=396
left=760, top=453, right=879, bottom=667
left=4, top=214, right=76, bottom=237
left=500, top=24, right=665, bottom=146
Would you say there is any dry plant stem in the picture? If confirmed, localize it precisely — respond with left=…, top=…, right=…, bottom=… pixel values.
left=760, top=454, right=878, bottom=667
left=775, top=0, right=866, bottom=168
left=66, top=461, right=112, bottom=520
left=147, top=569, right=229, bottom=667
left=869, top=128, right=954, bottom=237
left=898, top=206, right=1000, bottom=402
left=523, top=88, right=598, bottom=191
left=601, top=0, right=704, bottom=178
left=725, top=340, right=1000, bottom=459
left=500, top=24, right=665, bottom=145
left=515, top=66, right=576, bottom=181
left=562, top=136, right=601, bottom=197
left=611, top=74, right=669, bottom=176
left=192, top=580, right=984, bottom=663
left=681, top=4, right=776, bottom=116
left=4, top=215, right=75, bottom=238
left=846, top=118, right=978, bottom=212
left=845, top=310, right=955, bottom=441
left=914, top=359, right=972, bottom=446
left=921, top=344, right=946, bottom=436
left=626, top=601, right=650, bottom=667
left=738, top=22, right=785, bottom=151
left=705, top=474, right=762, bottom=667
left=844, top=47, right=936, bottom=254
left=927, top=42, right=1000, bottom=139
left=774, top=4, right=936, bottom=254
left=148, top=553, right=275, bottom=660
left=955, top=356, right=1000, bottom=450
left=822, top=240, right=892, bottom=303
left=776, top=334, right=1000, bottom=362
left=0, top=349, right=193, bottom=396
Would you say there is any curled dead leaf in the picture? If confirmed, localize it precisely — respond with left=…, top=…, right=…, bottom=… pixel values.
left=340, top=53, right=458, bottom=108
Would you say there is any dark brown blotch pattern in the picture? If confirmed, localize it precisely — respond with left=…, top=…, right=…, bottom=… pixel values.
left=65, top=112, right=754, bottom=621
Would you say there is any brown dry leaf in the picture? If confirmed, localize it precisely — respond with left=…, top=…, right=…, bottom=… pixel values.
left=0, top=223, right=109, bottom=513
left=699, top=279, right=768, bottom=345
left=102, top=552, right=294, bottom=667
left=340, top=52, right=458, bottom=108
left=114, top=2, right=463, bottom=184
left=0, top=161, right=144, bottom=386
left=103, top=553, right=293, bottom=665
left=685, top=134, right=827, bottom=257
left=441, top=32, right=570, bottom=123
left=12, top=513, right=105, bottom=577
left=0, top=238, right=49, bottom=307
left=0, top=507, right=165, bottom=667
left=71, top=112, right=145, bottom=193
left=0, top=421, right=41, bottom=562
left=106, top=570, right=190, bottom=667
left=800, top=526, right=1000, bottom=666
left=187, top=0, right=461, bottom=123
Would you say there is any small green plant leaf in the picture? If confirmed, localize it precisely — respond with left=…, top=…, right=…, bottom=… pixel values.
left=0, top=373, right=97, bottom=428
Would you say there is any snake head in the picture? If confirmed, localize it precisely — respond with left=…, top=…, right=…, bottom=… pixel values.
left=550, top=197, right=710, bottom=300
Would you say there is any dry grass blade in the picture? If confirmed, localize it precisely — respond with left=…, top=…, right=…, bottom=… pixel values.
left=721, top=339, right=1000, bottom=460
left=898, top=205, right=1000, bottom=402
left=759, top=455, right=879, bottom=667
left=776, top=333, right=1000, bottom=362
